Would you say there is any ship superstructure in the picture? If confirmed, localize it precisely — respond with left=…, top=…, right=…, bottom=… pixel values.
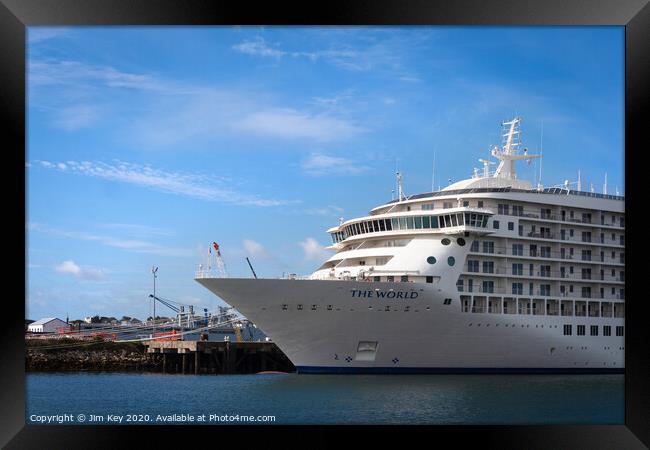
left=196, top=117, right=625, bottom=373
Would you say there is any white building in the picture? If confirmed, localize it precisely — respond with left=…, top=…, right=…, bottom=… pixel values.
left=27, top=318, right=68, bottom=333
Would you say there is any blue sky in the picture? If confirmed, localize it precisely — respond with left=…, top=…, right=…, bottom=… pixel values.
left=26, top=26, right=624, bottom=321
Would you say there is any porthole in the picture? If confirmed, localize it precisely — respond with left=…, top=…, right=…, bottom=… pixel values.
left=447, top=256, right=455, bottom=266
left=441, top=238, right=451, bottom=246
left=457, top=237, right=466, bottom=246
left=427, top=256, right=437, bottom=264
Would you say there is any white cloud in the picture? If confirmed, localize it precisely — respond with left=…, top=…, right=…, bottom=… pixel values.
left=232, top=37, right=285, bottom=58
left=28, top=28, right=71, bottom=44
left=299, top=238, right=332, bottom=261
left=242, top=239, right=267, bottom=258
left=232, top=37, right=363, bottom=70
left=29, top=223, right=193, bottom=257
left=29, top=58, right=366, bottom=145
left=52, top=105, right=99, bottom=130
left=55, top=260, right=106, bottom=281
left=29, top=59, right=166, bottom=91
left=36, top=159, right=292, bottom=207
left=301, top=153, right=369, bottom=176
left=303, top=205, right=344, bottom=217
left=232, top=108, right=364, bottom=142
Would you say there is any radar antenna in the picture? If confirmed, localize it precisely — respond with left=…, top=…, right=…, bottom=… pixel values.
left=478, top=158, right=495, bottom=178
left=491, top=117, right=541, bottom=180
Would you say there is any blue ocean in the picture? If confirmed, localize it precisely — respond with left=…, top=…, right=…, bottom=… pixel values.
left=26, top=373, right=624, bottom=425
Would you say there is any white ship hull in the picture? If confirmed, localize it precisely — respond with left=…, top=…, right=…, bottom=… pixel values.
left=196, top=278, right=624, bottom=373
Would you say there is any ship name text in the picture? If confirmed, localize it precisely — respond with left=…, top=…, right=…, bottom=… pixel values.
left=350, top=289, right=419, bottom=299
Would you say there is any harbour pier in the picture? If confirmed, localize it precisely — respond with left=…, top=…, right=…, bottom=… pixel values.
left=144, top=340, right=295, bottom=374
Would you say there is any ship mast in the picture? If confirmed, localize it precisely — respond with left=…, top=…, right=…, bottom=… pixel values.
left=491, top=117, right=541, bottom=180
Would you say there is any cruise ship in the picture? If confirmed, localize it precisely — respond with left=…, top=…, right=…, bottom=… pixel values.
left=196, top=117, right=625, bottom=373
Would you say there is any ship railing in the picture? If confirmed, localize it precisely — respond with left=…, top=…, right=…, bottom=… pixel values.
left=195, top=268, right=226, bottom=279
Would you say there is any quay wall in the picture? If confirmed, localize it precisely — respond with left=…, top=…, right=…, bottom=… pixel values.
left=25, top=338, right=295, bottom=374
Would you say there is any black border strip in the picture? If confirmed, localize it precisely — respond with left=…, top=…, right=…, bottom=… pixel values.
left=3, top=0, right=649, bottom=448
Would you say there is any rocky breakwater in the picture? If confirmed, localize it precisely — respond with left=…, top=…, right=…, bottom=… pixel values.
left=26, top=339, right=161, bottom=372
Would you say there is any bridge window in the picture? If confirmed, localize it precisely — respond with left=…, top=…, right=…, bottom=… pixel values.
left=406, top=217, right=414, bottom=229
left=414, top=216, right=422, bottom=229
left=422, top=216, right=430, bottom=228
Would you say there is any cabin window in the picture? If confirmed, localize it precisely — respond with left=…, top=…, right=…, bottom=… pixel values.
left=430, top=216, right=439, bottom=228
left=457, top=237, right=466, bottom=246
left=616, top=326, right=624, bottom=336
left=563, top=324, right=572, bottom=335
left=422, top=216, right=430, bottom=228
left=577, top=325, right=585, bottom=336
left=400, top=275, right=408, bottom=282
left=482, top=261, right=494, bottom=273
left=590, top=325, right=598, bottom=336
left=603, top=325, right=611, bottom=336
left=399, top=217, right=407, bottom=230
left=406, top=217, right=414, bottom=229
left=482, top=280, right=494, bottom=293
left=448, top=256, right=456, bottom=267
left=414, top=216, right=422, bottom=229
left=493, top=220, right=500, bottom=229
left=441, top=238, right=451, bottom=245
left=427, top=256, right=437, bottom=265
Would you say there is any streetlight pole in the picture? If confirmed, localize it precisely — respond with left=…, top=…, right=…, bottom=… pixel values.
left=152, top=266, right=158, bottom=339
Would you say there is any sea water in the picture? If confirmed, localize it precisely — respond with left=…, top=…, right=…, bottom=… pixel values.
left=26, top=372, right=624, bottom=425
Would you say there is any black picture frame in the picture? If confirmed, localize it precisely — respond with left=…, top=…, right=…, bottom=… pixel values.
left=3, top=0, right=648, bottom=448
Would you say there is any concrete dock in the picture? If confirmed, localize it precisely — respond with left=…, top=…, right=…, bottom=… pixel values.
left=144, top=340, right=295, bottom=374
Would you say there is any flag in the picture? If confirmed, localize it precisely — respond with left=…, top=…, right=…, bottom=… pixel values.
left=213, top=242, right=221, bottom=256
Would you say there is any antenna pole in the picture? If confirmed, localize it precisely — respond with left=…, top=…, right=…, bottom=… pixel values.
left=431, top=150, right=436, bottom=192
left=246, top=257, right=258, bottom=279
left=538, top=120, right=544, bottom=188
left=151, top=266, right=158, bottom=339
left=603, top=172, right=608, bottom=195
